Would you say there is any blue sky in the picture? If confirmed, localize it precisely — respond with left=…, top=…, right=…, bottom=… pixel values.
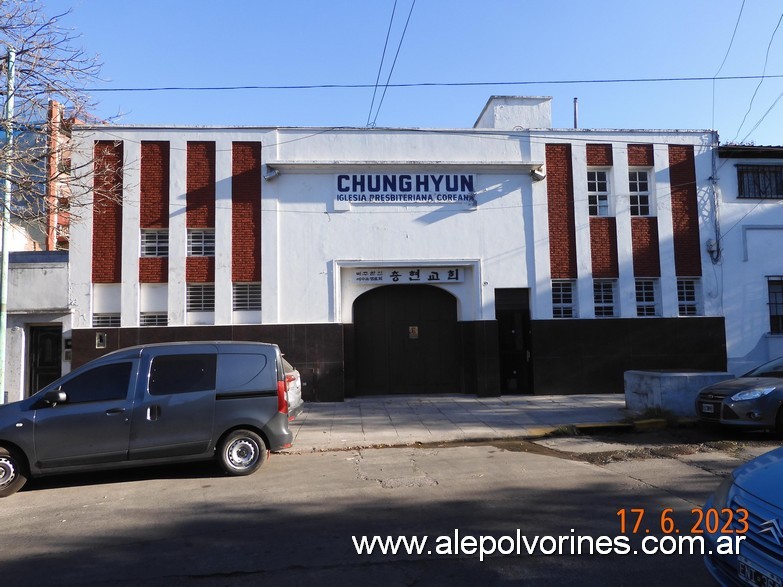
left=43, top=0, right=783, bottom=145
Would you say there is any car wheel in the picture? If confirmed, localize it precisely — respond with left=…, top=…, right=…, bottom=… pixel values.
left=775, top=408, right=783, bottom=438
left=0, top=447, right=28, bottom=498
left=218, top=430, right=268, bottom=476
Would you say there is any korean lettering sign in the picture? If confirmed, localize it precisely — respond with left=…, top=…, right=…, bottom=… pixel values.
left=353, top=268, right=464, bottom=284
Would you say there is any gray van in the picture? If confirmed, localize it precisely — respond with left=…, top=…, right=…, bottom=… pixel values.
left=0, top=341, right=293, bottom=497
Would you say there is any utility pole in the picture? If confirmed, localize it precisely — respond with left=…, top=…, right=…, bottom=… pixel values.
left=0, top=48, right=16, bottom=404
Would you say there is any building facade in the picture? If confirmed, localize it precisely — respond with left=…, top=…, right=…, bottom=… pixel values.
left=60, top=97, right=726, bottom=401
left=716, top=145, right=783, bottom=375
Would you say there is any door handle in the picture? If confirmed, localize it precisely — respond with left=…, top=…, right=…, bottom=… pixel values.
left=106, top=408, right=125, bottom=416
left=147, top=405, right=161, bottom=421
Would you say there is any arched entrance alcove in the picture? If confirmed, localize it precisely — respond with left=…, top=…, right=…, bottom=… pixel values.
left=353, top=284, right=459, bottom=394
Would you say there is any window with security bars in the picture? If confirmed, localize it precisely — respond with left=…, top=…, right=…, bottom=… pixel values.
left=93, top=313, right=120, bottom=327
left=677, top=279, right=701, bottom=316
left=552, top=280, right=576, bottom=318
left=140, top=312, right=168, bottom=327
left=768, top=278, right=783, bottom=334
left=737, top=165, right=783, bottom=199
left=187, top=284, right=215, bottom=312
left=587, top=170, right=609, bottom=216
left=233, top=283, right=262, bottom=311
left=140, top=230, right=169, bottom=257
left=629, top=170, right=651, bottom=216
left=593, top=280, right=616, bottom=317
left=187, top=229, right=215, bottom=257
left=635, top=279, right=659, bottom=317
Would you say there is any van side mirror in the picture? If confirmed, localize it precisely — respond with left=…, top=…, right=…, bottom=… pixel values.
left=42, top=389, right=67, bottom=407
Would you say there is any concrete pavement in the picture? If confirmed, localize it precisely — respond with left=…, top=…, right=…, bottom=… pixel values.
left=287, top=393, right=630, bottom=452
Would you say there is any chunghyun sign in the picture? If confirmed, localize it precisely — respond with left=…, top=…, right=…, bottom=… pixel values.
left=336, top=173, right=475, bottom=204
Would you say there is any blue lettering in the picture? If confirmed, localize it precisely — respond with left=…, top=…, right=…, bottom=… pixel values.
left=383, top=175, right=396, bottom=192
left=461, top=175, right=474, bottom=193
left=416, top=175, right=429, bottom=192
left=338, top=175, right=350, bottom=192
left=399, top=175, right=412, bottom=192
left=367, top=175, right=381, bottom=192
left=431, top=175, right=444, bottom=191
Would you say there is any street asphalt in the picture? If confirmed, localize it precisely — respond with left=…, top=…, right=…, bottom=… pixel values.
left=287, top=393, right=630, bottom=452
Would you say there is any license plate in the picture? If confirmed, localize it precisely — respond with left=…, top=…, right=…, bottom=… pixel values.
left=739, top=556, right=783, bottom=587
left=701, top=403, right=715, bottom=413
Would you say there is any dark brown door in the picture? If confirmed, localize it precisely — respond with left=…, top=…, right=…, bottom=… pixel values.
left=495, top=288, right=531, bottom=394
left=29, top=325, right=62, bottom=395
left=354, top=285, right=458, bottom=394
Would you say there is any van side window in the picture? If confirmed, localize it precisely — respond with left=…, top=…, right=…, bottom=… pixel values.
left=61, top=363, right=132, bottom=404
left=149, top=354, right=217, bottom=396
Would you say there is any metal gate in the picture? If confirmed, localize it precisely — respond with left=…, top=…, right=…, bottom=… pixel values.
left=353, top=285, right=459, bottom=395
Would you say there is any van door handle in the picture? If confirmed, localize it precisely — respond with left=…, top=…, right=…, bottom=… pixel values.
left=147, top=405, right=161, bottom=421
left=106, top=408, right=125, bottom=416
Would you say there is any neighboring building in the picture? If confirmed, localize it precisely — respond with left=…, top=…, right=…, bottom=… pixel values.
left=4, top=251, right=70, bottom=403
left=716, top=145, right=783, bottom=375
left=0, top=101, right=73, bottom=403
left=66, top=96, right=727, bottom=401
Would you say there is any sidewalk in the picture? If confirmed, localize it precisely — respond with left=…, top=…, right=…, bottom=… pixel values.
left=286, top=394, right=630, bottom=453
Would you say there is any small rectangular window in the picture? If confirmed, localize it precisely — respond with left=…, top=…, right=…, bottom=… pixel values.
left=552, top=280, right=576, bottom=318
left=629, top=170, right=651, bottom=216
left=594, top=279, right=616, bottom=317
left=737, top=165, right=783, bottom=199
left=635, top=279, right=659, bottom=317
left=187, top=229, right=215, bottom=257
left=677, top=278, right=701, bottom=316
left=587, top=170, right=609, bottom=217
left=187, top=284, right=215, bottom=312
left=140, top=312, right=168, bottom=327
left=149, top=354, right=217, bottom=395
left=768, top=277, right=783, bottom=334
left=140, top=229, right=169, bottom=257
left=93, top=313, right=120, bottom=327
left=233, top=283, right=262, bottom=311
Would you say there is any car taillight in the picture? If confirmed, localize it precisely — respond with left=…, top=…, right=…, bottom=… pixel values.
left=285, top=373, right=296, bottom=384
left=277, top=379, right=288, bottom=415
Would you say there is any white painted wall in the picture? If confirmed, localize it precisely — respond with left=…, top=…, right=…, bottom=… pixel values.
left=716, top=154, right=783, bottom=375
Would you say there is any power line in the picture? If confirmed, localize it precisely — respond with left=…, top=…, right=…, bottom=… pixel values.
left=731, top=12, right=783, bottom=142
left=367, top=0, right=399, bottom=127
left=369, top=0, right=416, bottom=127
left=71, top=73, right=783, bottom=94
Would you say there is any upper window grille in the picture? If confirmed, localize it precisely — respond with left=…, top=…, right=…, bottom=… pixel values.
left=187, top=229, right=216, bottom=257
left=140, top=230, right=169, bottom=257
left=737, top=165, right=783, bottom=199
left=93, top=313, right=120, bottom=327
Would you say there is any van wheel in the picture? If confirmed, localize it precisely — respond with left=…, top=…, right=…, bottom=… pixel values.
left=218, top=430, right=267, bottom=476
left=0, top=447, right=28, bottom=498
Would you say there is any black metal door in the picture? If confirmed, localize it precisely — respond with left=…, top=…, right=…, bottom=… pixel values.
left=29, top=325, right=63, bottom=395
left=354, top=285, right=458, bottom=394
left=495, top=289, right=531, bottom=393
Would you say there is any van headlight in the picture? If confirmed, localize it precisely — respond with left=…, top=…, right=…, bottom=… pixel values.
left=731, top=387, right=775, bottom=402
